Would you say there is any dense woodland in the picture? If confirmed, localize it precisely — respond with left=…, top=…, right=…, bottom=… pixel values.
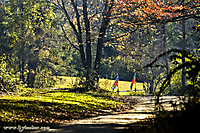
left=0, top=0, right=200, bottom=94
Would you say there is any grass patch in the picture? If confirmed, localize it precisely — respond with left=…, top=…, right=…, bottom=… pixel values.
left=54, top=76, right=144, bottom=96
left=0, top=88, right=123, bottom=128
left=54, top=76, right=77, bottom=88
left=0, top=76, right=141, bottom=131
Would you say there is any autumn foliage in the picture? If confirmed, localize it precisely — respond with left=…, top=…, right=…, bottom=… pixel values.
left=114, top=0, right=199, bottom=24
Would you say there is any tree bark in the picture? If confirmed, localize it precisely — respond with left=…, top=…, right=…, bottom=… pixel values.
left=83, top=0, right=92, bottom=81
left=21, top=59, right=25, bottom=83
left=27, top=60, right=37, bottom=88
left=182, top=19, right=186, bottom=93
left=27, top=62, right=31, bottom=87
left=94, top=0, right=114, bottom=75
left=162, top=24, right=171, bottom=93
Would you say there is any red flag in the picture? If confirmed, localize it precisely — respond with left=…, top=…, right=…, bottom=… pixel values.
left=111, top=75, right=119, bottom=90
left=130, top=73, right=136, bottom=90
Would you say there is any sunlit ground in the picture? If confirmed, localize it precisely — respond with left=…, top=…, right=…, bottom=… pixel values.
left=0, top=88, right=122, bottom=125
left=54, top=76, right=144, bottom=95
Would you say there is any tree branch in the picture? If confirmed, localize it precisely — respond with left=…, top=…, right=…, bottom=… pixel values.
left=156, top=60, right=200, bottom=104
left=61, top=0, right=86, bottom=68
left=151, top=14, right=200, bottom=25
left=186, top=30, right=198, bottom=42
left=71, top=0, right=83, bottom=43
left=61, top=25, right=80, bottom=51
left=83, top=0, right=92, bottom=71
left=103, top=27, right=138, bottom=43
left=141, top=49, right=188, bottom=70
left=94, top=0, right=115, bottom=73
left=61, top=0, right=79, bottom=40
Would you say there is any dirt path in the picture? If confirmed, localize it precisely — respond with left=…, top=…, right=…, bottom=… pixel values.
left=26, top=96, right=180, bottom=133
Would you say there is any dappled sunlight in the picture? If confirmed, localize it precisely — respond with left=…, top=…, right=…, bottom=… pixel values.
left=0, top=89, right=124, bottom=127
left=26, top=96, right=180, bottom=133
left=53, top=76, right=144, bottom=96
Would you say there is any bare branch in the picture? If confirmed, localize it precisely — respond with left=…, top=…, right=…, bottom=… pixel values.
left=104, top=27, right=138, bottom=43
left=61, top=0, right=79, bottom=40
left=149, top=14, right=200, bottom=25
left=186, top=30, right=198, bottom=42
left=141, top=49, right=187, bottom=70
left=71, top=0, right=82, bottom=43
left=94, top=0, right=115, bottom=72
left=61, top=25, right=80, bottom=51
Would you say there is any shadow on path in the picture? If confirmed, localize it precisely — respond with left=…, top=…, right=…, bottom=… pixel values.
left=23, top=96, right=180, bottom=133
left=30, top=123, right=130, bottom=133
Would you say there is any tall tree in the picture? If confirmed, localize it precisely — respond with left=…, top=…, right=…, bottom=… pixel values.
left=182, top=18, right=186, bottom=91
left=52, top=0, right=115, bottom=89
left=2, top=0, right=55, bottom=87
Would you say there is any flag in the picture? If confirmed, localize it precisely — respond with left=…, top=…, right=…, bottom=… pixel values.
left=111, top=74, right=119, bottom=90
left=130, top=73, right=136, bottom=90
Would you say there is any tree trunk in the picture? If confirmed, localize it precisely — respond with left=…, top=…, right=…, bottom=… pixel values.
left=83, top=0, right=92, bottom=85
left=182, top=19, right=186, bottom=93
left=94, top=0, right=114, bottom=75
left=19, top=60, right=22, bottom=80
left=27, top=60, right=37, bottom=88
left=27, top=62, right=31, bottom=87
left=163, top=24, right=171, bottom=93
left=31, top=67, right=36, bottom=88
left=21, top=59, right=25, bottom=83
left=19, top=57, right=25, bottom=83
left=150, top=80, right=154, bottom=94
left=150, top=68, right=154, bottom=94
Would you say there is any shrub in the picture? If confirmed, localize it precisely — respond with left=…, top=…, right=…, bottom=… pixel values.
left=34, top=67, right=56, bottom=88
left=0, top=54, right=23, bottom=94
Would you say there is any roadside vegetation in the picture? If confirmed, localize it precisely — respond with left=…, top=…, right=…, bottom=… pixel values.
left=0, top=75, right=139, bottom=131
left=124, top=47, right=200, bottom=133
left=0, top=87, right=123, bottom=128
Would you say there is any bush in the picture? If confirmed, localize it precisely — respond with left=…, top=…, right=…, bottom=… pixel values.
left=129, top=90, right=146, bottom=96
left=150, top=49, right=200, bottom=132
left=34, top=67, right=56, bottom=88
left=69, top=76, right=88, bottom=93
left=69, top=70, right=100, bottom=92
left=0, top=54, right=23, bottom=93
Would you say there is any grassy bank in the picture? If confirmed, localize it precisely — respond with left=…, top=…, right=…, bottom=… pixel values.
left=0, top=88, right=123, bottom=129
left=0, top=76, right=142, bottom=131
